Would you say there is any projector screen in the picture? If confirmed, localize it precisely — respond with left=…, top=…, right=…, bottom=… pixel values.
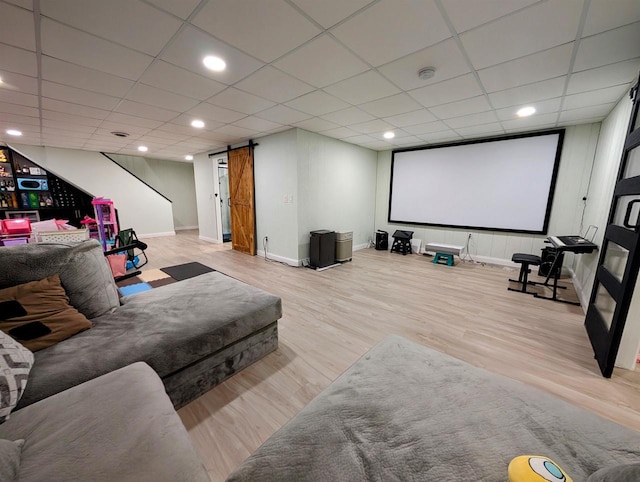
left=388, top=130, right=564, bottom=234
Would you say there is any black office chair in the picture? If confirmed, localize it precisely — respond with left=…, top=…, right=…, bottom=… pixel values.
left=508, top=253, right=542, bottom=294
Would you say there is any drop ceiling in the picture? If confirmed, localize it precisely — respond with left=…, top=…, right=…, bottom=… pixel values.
left=0, top=0, right=638, bottom=162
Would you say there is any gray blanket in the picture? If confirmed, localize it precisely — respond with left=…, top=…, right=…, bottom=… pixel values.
left=227, top=335, right=640, bottom=481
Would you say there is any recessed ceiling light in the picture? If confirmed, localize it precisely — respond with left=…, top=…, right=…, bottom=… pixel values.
left=383, top=131, right=395, bottom=139
left=138, top=146, right=148, bottom=152
left=185, top=154, right=194, bottom=161
left=517, top=106, right=536, bottom=117
left=191, top=120, right=205, bottom=128
left=6, top=129, right=22, bottom=136
left=418, top=67, right=436, bottom=80
left=203, top=55, right=226, bottom=72
left=0, top=76, right=3, bottom=84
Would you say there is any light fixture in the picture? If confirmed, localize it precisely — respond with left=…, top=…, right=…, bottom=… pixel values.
left=517, top=106, right=536, bottom=117
left=6, top=129, right=22, bottom=136
left=191, top=119, right=205, bottom=128
left=138, top=146, right=148, bottom=152
left=418, top=67, right=436, bottom=80
left=0, top=76, right=3, bottom=84
left=383, top=131, right=395, bottom=139
left=203, top=55, right=226, bottom=72
left=185, top=154, right=194, bottom=161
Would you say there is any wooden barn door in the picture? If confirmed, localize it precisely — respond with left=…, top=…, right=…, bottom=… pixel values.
left=228, top=146, right=256, bottom=255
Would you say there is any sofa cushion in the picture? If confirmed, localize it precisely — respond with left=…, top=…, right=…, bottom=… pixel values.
left=0, top=275, right=92, bottom=351
left=17, top=271, right=282, bottom=408
left=0, top=362, right=210, bottom=482
left=587, top=463, right=640, bottom=481
left=227, top=335, right=640, bottom=481
left=0, top=331, right=33, bottom=423
left=0, top=439, right=24, bottom=481
left=0, top=240, right=119, bottom=319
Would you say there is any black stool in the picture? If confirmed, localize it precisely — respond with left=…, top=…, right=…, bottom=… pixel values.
left=508, top=253, right=541, bottom=294
left=390, top=230, right=413, bottom=255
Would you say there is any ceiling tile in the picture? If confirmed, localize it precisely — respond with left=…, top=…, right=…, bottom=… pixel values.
left=445, top=110, right=499, bottom=128
left=233, top=116, right=282, bottom=132
left=0, top=43, right=37, bottom=76
left=342, top=134, right=376, bottom=144
left=324, top=70, right=400, bottom=105
left=361, top=140, right=394, bottom=150
left=235, top=66, right=315, bottom=103
left=430, top=95, right=491, bottom=119
left=126, top=84, right=200, bottom=112
left=403, top=120, right=450, bottom=135
left=320, top=106, right=375, bottom=125
left=320, top=126, right=360, bottom=139
left=332, top=0, right=450, bottom=66
left=42, top=119, right=97, bottom=134
left=0, top=2, right=35, bottom=50
left=254, top=105, right=312, bottom=124
left=214, top=125, right=259, bottom=139
left=207, top=88, right=275, bottom=115
left=566, top=58, right=640, bottom=94
left=409, top=73, right=483, bottom=108
left=157, top=123, right=209, bottom=136
left=192, top=0, right=321, bottom=63
left=41, top=56, right=134, bottom=97
left=359, top=94, right=423, bottom=118
left=350, top=119, right=394, bottom=134
left=559, top=104, right=615, bottom=122
left=293, top=117, right=340, bottom=132
left=0, top=89, right=36, bottom=107
left=574, top=23, right=640, bottom=72
left=186, top=103, right=246, bottom=124
left=378, top=39, right=470, bottom=91
left=42, top=127, right=92, bottom=139
left=0, top=113, right=40, bottom=127
left=502, top=113, right=559, bottom=130
left=454, top=123, right=504, bottom=137
left=460, top=0, right=582, bottom=70
left=139, top=61, right=226, bottom=101
left=495, top=97, right=561, bottom=121
left=42, top=109, right=103, bottom=126
left=41, top=18, right=153, bottom=80
left=115, top=99, right=179, bottom=122
left=274, top=35, right=369, bottom=88
left=0, top=71, right=37, bottom=95
left=477, top=43, right=573, bottom=93
left=488, top=77, right=567, bottom=109
left=169, top=114, right=225, bottom=131
left=582, top=0, right=640, bottom=37
left=42, top=81, right=120, bottom=110
left=160, top=26, right=264, bottom=85
left=441, top=0, right=537, bottom=34
left=0, top=100, right=38, bottom=117
left=105, top=112, right=164, bottom=129
left=98, top=121, right=151, bottom=136
left=42, top=98, right=110, bottom=119
left=3, top=0, right=33, bottom=10
left=144, top=0, right=200, bottom=19
left=392, top=136, right=425, bottom=147
left=40, top=0, right=181, bottom=57
left=383, top=109, right=436, bottom=127
left=285, top=91, right=350, bottom=116
left=289, top=0, right=374, bottom=28
left=562, top=84, right=629, bottom=110
left=144, top=129, right=192, bottom=142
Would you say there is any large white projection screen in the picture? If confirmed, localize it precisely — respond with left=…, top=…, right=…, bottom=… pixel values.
left=389, top=131, right=564, bottom=233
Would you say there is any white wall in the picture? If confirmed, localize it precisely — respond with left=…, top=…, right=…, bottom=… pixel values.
left=296, top=129, right=377, bottom=260
left=375, top=124, right=600, bottom=264
left=254, top=129, right=299, bottom=263
left=193, top=153, right=219, bottom=243
left=9, top=144, right=174, bottom=237
left=108, top=154, right=198, bottom=230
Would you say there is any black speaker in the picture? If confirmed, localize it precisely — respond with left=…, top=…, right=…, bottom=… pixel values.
left=375, top=230, right=388, bottom=250
left=539, top=248, right=563, bottom=277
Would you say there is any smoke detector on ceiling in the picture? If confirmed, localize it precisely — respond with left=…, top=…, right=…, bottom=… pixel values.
left=110, top=131, right=130, bottom=138
left=418, top=67, right=436, bottom=80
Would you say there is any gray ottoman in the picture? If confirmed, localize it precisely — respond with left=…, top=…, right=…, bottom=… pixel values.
left=227, top=336, right=640, bottom=481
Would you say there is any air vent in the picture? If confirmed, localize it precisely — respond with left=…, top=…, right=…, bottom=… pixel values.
left=110, top=131, right=130, bottom=138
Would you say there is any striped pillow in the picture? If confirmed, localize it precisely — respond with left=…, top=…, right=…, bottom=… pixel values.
left=0, top=331, right=33, bottom=423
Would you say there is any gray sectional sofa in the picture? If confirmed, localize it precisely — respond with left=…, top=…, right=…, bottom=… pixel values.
left=0, top=239, right=282, bottom=409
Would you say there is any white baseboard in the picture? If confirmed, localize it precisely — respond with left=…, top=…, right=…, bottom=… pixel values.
left=353, top=243, right=369, bottom=251
left=459, top=254, right=517, bottom=268
left=568, top=267, right=588, bottom=313
left=199, top=235, right=222, bottom=244
left=256, top=250, right=301, bottom=266
left=138, top=231, right=175, bottom=238
left=175, top=225, right=198, bottom=231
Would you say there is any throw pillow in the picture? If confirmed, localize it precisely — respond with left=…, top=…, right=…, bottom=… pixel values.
left=587, top=463, right=640, bottom=481
left=0, top=330, right=33, bottom=423
left=0, top=439, right=24, bottom=480
left=0, top=275, right=92, bottom=352
left=508, top=455, right=573, bottom=482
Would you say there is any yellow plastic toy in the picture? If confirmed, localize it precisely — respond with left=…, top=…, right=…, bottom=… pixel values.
left=508, top=456, right=573, bottom=482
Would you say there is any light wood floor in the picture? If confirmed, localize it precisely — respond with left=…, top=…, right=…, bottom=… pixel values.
left=142, top=231, right=640, bottom=482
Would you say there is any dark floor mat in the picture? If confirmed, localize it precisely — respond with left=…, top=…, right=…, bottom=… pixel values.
left=160, top=262, right=215, bottom=281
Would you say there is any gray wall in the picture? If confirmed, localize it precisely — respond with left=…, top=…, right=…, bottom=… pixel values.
left=109, top=154, right=198, bottom=230
left=193, top=153, right=219, bottom=243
